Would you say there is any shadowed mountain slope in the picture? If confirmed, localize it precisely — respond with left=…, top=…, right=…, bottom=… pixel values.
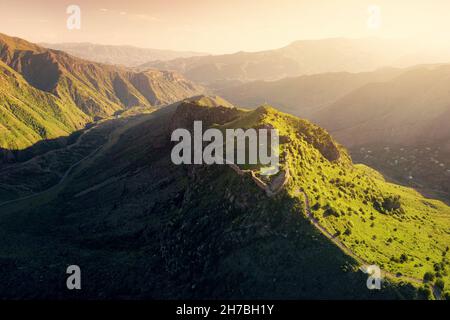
left=217, top=68, right=403, bottom=118
left=0, top=97, right=448, bottom=299
left=313, top=64, right=450, bottom=148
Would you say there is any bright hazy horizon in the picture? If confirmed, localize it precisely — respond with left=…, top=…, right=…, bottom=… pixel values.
left=1, top=0, right=450, bottom=54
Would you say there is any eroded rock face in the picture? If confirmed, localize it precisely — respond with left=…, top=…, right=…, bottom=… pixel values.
left=113, top=75, right=140, bottom=107
left=268, top=169, right=290, bottom=194
left=298, top=132, right=341, bottom=162
left=317, top=140, right=341, bottom=162
left=170, top=102, right=241, bottom=132
left=8, top=51, right=61, bottom=93
left=130, top=70, right=203, bottom=106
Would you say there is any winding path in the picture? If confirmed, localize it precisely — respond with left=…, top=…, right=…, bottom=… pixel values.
left=0, top=144, right=103, bottom=208
left=298, top=188, right=440, bottom=299
left=0, top=114, right=154, bottom=210
left=0, top=124, right=103, bottom=208
left=224, top=162, right=439, bottom=298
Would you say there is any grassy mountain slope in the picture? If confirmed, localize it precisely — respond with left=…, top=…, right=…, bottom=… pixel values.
left=221, top=105, right=449, bottom=296
left=0, top=97, right=448, bottom=299
left=352, top=145, right=450, bottom=205
left=0, top=33, right=204, bottom=153
left=41, top=42, right=207, bottom=67
left=0, top=60, right=89, bottom=150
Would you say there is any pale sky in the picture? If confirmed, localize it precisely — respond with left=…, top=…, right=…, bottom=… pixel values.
left=1, top=0, right=450, bottom=54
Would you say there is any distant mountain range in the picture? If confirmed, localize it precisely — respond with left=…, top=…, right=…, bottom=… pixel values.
left=314, top=64, right=450, bottom=148
left=0, top=33, right=204, bottom=153
left=217, top=64, right=450, bottom=149
left=140, top=38, right=450, bottom=88
left=41, top=42, right=207, bottom=67
left=217, top=68, right=404, bottom=118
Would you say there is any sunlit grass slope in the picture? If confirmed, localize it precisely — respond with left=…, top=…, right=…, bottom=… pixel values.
left=240, top=106, right=450, bottom=298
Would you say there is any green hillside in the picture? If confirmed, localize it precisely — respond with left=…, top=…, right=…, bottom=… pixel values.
left=212, top=105, right=450, bottom=297
left=0, top=60, right=89, bottom=150
left=0, top=97, right=448, bottom=299
left=0, top=33, right=204, bottom=153
left=256, top=108, right=450, bottom=296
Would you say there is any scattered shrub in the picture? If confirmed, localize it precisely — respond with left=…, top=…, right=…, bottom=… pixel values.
left=423, top=272, right=435, bottom=282
left=417, top=286, right=432, bottom=300
left=399, top=254, right=408, bottom=263
left=435, top=279, right=445, bottom=291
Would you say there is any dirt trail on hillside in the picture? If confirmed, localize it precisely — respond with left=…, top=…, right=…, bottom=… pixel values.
left=298, top=189, right=441, bottom=299
left=0, top=123, right=103, bottom=208
left=0, top=114, right=155, bottom=211
left=222, top=160, right=437, bottom=297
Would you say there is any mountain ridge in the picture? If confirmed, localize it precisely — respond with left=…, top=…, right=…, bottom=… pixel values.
left=40, top=42, right=208, bottom=67
left=214, top=64, right=450, bottom=202
left=1, top=97, right=448, bottom=299
left=314, top=64, right=450, bottom=148
left=217, top=67, right=404, bottom=118
left=0, top=32, right=204, bottom=153
left=139, top=38, right=450, bottom=88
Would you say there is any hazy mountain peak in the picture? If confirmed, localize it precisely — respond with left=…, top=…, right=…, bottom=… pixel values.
left=40, top=42, right=208, bottom=67
left=141, top=37, right=450, bottom=88
left=184, top=95, right=235, bottom=108
left=0, top=32, right=43, bottom=52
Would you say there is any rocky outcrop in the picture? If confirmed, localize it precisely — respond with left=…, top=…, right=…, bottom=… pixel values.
left=267, top=169, right=290, bottom=195
left=170, top=101, right=241, bottom=132
left=317, top=140, right=341, bottom=162
left=298, top=132, right=341, bottom=162
left=225, top=163, right=290, bottom=198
